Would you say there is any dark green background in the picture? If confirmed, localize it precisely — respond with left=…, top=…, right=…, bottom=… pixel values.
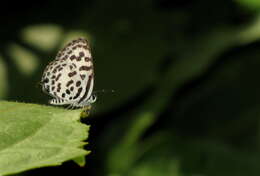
left=2, top=0, right=260, bottom=175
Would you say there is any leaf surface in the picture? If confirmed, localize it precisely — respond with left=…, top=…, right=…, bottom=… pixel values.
left=0, top=101, right=90, bottom=175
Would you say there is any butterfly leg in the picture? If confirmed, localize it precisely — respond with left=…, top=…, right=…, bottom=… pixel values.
left=80, top=105, right=92, bottom=118
left=67, top=104, right=74, bottom=110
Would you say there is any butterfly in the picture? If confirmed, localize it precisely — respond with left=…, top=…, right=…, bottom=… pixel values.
left=41, top=38, right=96, bottom=108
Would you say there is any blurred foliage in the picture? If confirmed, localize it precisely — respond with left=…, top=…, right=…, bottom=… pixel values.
left=0, top=0, right=260, bottom=175
left=237, top=0, right=260, bottom=11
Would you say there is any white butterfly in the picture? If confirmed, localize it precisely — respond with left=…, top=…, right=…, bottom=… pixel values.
left=41, top=38, right=96, bottom=108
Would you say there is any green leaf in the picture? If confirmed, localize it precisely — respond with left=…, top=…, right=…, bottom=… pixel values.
left=72, top=156, right=86, bottom=167
left=0, top=101, right=90, bottom=175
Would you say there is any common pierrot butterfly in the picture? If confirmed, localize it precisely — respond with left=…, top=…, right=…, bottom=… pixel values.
left=41, top=38, right=96, bottom=108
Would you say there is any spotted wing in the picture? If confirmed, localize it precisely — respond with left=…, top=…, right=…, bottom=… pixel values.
left=55, top=38, right=91, bottom=62
left=64, top=38, right=94, bottom=106
left=45, top=38, right=94, bottom=106
left=41, top=60, right=76, bottom=102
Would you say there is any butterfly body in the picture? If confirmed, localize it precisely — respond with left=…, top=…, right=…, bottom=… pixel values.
left=41, top=38, right=96, bottom=107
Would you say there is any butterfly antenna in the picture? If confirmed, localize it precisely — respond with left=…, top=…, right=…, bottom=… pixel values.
left=93, top=89, right=115, bottom=95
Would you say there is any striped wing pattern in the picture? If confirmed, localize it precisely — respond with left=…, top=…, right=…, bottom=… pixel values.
left=41, top=38, right=95, bottom=107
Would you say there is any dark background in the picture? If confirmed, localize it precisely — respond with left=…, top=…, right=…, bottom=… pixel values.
left=2, top=0, right=260, bottom=175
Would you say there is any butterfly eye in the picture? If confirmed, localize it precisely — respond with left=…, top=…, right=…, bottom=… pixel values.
left=89, top=95, right=97, bottom=103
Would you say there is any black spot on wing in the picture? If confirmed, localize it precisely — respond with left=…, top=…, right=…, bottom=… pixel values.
left=73, top=87, right=83, bottom=100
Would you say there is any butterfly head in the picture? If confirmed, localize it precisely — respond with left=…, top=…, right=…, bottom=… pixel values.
left=88, top=94, right=97, bottom=104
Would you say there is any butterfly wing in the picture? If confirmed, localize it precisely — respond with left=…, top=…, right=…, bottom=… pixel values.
left=41, top=60, right=75, bottom=103
left=42, top=38, right=94, bottom=107
left=64, top=38, right=94, bottom=106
